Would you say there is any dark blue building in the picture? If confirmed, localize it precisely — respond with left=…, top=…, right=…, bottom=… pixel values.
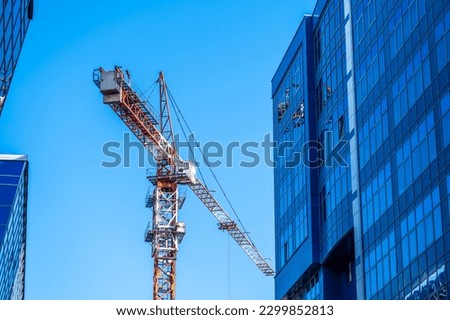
left=0, top=155, right=28, bottom=300
left=273, top=0, right=449, bottom=299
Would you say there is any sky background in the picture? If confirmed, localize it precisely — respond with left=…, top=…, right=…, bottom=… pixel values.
left=0, top=0, right=315, bottom=299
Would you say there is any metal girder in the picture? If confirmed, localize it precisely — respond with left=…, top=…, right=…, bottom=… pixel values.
left=151, top=184, right=179, bottom=300
left=158, top=72, right=175, bottom=149
left=189, top=179, right=274, bottom=276
left=93, top=67, right=178, bottom=162
left=149, top=71, right=180, bottom=300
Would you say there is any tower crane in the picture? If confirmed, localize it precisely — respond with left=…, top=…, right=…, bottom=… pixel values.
left=93, top=66, right=274, bottom=300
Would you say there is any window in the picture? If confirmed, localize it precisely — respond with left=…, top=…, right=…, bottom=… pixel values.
left=364, top=231, right=396, bottom=299
left=396, top=112, right=436, bottom=195
left=400, top=187, right=442, bottom=268
left=296, top=272, right=321, bottom=300
left=436, top=38, right=446, bottom=72
left=320, top=186, right=328, bottom=223
left=338, top=115, right=345, bottom=139
left=361, top=162, right=393, bottom=232
left=346, top=261, right=352, bottom=284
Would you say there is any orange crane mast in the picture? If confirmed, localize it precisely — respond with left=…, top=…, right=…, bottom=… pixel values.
left=93, top=67, right=274, bottom=300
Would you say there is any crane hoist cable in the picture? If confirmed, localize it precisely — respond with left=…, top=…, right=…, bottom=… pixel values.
left=167, top=87, right=254, bottom=245
left=168, top=90, right=209, bottom=188
left=132, top=80, right=159, bottom=108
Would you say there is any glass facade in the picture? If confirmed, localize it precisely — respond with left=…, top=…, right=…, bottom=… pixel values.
left=273, top=0, right=449, bottom=300
left=0, top=155, right=28, bottom=300
left=0, top=0, right=33, bottom=117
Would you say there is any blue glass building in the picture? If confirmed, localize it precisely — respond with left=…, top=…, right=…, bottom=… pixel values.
left=0, top=155, right=28, bottom=300
left=273, top=0, right=449, bottom=299
left=0, top=0, right=33, bottom=300
left=0, top=0, right=34, bottom=117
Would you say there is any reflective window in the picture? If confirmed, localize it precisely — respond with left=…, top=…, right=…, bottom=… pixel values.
left=292, top=272, right=322, bottom=300
left=396, top=112, right=436, bottom=195
left=364, top=231, right=396, bottom=299
left=400, top=187, right=442, bottom=268
left=361, top=161, right=393, bottom=232
left=273, top=43, right=308, bottom=270
left=358, top=97, right=389, bottom=168
left=392, top=42, right=430, bottom=126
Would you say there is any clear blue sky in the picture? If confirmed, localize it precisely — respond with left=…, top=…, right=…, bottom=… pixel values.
left=0, top=0, right=314, bottom=299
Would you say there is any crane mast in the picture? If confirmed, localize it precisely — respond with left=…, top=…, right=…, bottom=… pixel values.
left=149, top=72, right=180, bottom=300
left=93, top=67, right=274, bottom=300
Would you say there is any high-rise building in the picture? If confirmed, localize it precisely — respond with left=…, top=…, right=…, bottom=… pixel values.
left=273, top=0, right=449, bottom=299
left=0, top=0, right=34, bottom=117
left=0, top=155, right=28, bottom=300
left=0, top=0, right=33, bottom=300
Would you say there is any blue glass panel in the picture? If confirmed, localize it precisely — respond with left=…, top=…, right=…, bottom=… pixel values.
left=428, top=130, right=437, bottom=160
left=406, top=62, right=414, bottom=79
left=411, top=130, right=419, bottom=149
left=0, top=176, right=20, bottom=185
left=402, top=237, right=410, bottom=267
left=433, top=207, right=442, bottom=239
left=401, top=219, right=408, bottom=237
left=371, top=269, right=377, bottom=296
left=0, top=161, right=24, bottom=176
left=435, top=20, right=445, bottom=41
left=403, top=139, right=411, bottom=159
left=390, top=250, right=396, bottom=275
left=380, top=185, right=387, bottom=212
left=382, top=237, right=388, bottom=255
left=0, top=206, right=11, bottom=225
left=389, top=232, right=395, bottom=249
left=0, top=185, right=17, bottom=205
left=383, top=257, right=390, bottom=284
left=436, top=39, right=446, bottom=72
left=407, top=84, right=415, bottom=110
left=417, top=0, right=426, bottom=16
left=405, top=158, right=412, bottom=187
left=412, top=148, right=421, bottom=179
left=12, top=0, right=21, bottom=17
left=426, top=112, right=434, bottom=130
left=415, top=69, right=423, bottom=95
left=417, top=221, right=425, bottom=254
left=413, top=52, right=421, bottom=71
left=423, top=195, right=432, bottom=215
left=443, top=113, right=450, bottom=146
left=420, top=141, right=428, bottom=170
left=409, top=231, right=417, bottom=259
left=432, top=188, right=440, bottom=207
left=425, top=215, right=434, bottom=246
left=376, top=261, right=383, bottom=289
left=441, top=93, right=450, bottom=115
left=0, top=225, right=5, bottom=241
left=387, top=179, right=393, bottom=205
left=421, top=41, right=429, bottom=58
left=366, top=275, right=371, bottom=298
left=423, top=58, right=431, bottom=88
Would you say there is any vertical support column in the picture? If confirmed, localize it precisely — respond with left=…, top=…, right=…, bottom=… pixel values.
left=152, top=184, right=179, bottom=300
left=151, top=72, right=180, bottom=300
left=343, top=0, right=365, bottom=299
left=159, top=72, right=175, bottom=149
